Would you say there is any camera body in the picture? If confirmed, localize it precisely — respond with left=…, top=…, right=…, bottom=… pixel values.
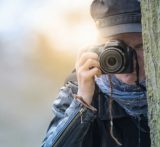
left=95, top=40, right=134, bottom=74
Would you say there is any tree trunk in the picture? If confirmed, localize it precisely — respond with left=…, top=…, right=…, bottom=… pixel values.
left=141, top=1, right=160, bottom=147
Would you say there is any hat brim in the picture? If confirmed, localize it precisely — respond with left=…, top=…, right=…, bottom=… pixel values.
left=98, top=24, right=142, bottom=37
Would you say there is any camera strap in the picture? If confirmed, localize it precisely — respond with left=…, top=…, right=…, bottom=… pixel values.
left=133, top=50, right=146, bottom=91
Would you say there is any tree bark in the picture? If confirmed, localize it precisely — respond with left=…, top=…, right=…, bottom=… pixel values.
left=141, top=1, right=160, bottom=147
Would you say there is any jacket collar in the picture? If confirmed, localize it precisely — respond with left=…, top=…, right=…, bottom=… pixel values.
left=92, top=90, right=128, bottom=120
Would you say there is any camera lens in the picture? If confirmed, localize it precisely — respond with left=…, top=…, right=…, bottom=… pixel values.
left=107, top=57, right=116, bottom=66
left=99, top=48, right=126, bottom=73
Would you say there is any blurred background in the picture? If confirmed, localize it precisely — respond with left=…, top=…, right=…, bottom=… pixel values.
left=0, top=0, right=98, bottom=147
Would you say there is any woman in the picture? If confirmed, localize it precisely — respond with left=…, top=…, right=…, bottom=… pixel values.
left=42, top=0, right=150, bottom=147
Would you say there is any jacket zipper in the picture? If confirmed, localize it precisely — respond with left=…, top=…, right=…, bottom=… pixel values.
left=52, top=107, right=86, bottom=147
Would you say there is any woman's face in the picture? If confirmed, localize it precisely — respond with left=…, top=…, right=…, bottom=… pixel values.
left=102, top=33, right=145, bottom=85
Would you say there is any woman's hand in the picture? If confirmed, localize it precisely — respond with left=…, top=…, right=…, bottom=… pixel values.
left=75, top=51, right=102, bottom=105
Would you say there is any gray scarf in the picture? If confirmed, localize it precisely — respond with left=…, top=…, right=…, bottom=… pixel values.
left=95, top=75, right=148, bottom=118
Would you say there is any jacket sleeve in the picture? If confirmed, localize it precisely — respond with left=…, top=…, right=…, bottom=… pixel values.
left=41, top=82, right=97, bottom=147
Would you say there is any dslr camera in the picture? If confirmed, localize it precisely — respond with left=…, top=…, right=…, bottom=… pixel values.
left=94, top=40, right=134, bottom=74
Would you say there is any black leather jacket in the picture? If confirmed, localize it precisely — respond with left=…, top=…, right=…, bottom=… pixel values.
left=41, top=81, right=150, bottom=147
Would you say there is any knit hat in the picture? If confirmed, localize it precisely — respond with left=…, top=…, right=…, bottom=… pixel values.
left=90, top=0, right=141, bottom=37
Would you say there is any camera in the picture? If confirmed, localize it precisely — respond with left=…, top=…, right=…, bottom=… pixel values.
left=94, top=40, right=134, bottom=74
